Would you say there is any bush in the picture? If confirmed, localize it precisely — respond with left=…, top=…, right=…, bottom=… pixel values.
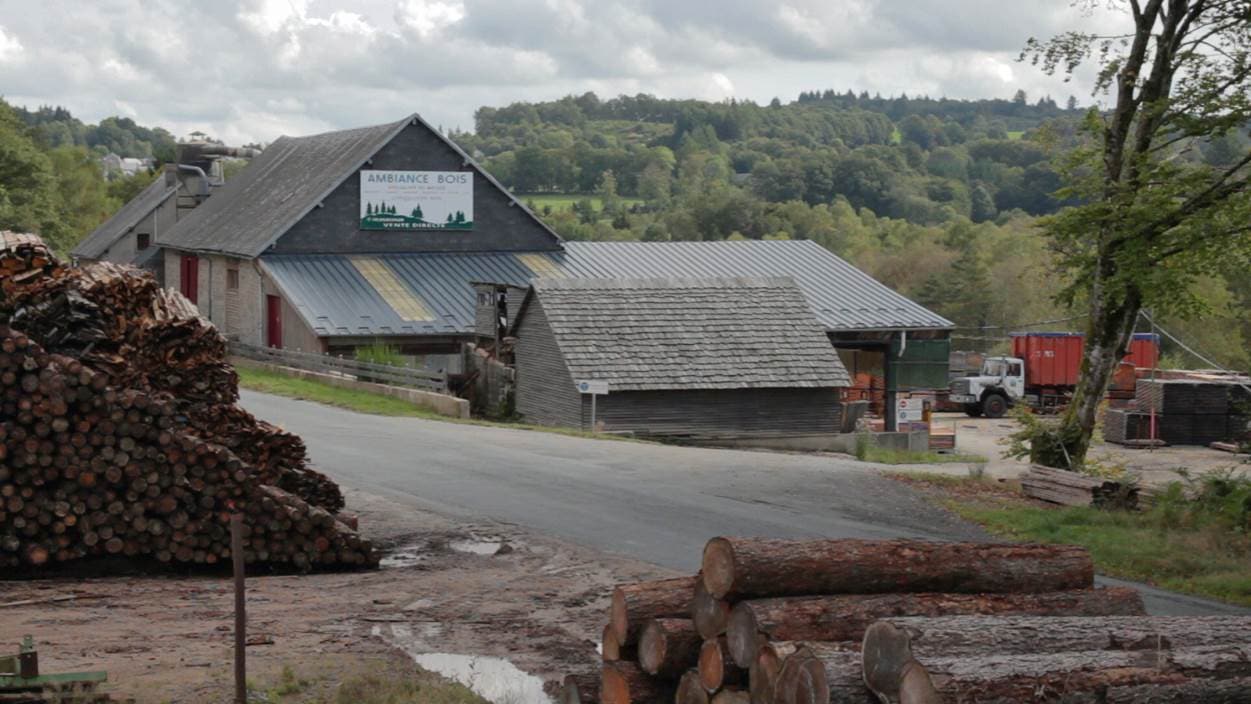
left=1148, top=469, right=1251, bottom=541
left=355, top=342, right=407, bottom=367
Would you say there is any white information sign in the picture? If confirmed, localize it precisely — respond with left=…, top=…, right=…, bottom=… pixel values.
left=359, top=170, right=472, bottom=231
left=895, top=397, right=926, bottom=428
left=576, top=380, right=609, bottom=395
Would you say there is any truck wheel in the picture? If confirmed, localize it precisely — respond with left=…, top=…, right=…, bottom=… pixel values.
left=982, top=394, right=1008, bottom=419
left=963, top=404, right=983, bottom=418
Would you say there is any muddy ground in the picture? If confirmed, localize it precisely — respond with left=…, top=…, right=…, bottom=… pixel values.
left=0, top=487, right=672, bottom=703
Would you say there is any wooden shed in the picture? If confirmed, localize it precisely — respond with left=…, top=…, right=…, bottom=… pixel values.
left=510, top=276, right=851, bottom=437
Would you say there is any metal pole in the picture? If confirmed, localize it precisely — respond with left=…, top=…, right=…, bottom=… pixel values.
left=231, top=513, right=247, bottom=704
left=591, top=393, right=597, bottom=432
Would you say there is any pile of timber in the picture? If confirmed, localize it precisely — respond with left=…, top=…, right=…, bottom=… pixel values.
left=1020, top=465, right=1139, bottom=509
left=0, top=233, right=368, bottom=569
left=558, top=537, right=1200, bottom=704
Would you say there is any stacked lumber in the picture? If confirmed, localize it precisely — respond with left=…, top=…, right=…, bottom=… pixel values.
left=1020, top=465, right=1138, bottom=509
left=1129, top=378, right=1248, bottom=446
left=0, top=233, right=368, bottom=570
left=559, top=538, right=1152, bottom=704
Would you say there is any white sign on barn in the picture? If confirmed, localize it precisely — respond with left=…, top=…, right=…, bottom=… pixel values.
left=359, top=170, right=473, bottom=231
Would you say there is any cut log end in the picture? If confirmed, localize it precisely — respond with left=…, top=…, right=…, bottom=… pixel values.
left=699, top=637, right=742, bottom=693
left=726, top=602, right=762, bottom=668
left=561, top=673, right=599, bottom=704
left=677, top=670, right=710, bottom=704
left=693, top=578, right=733, bottom=639
left=639, top=618, right=701, bottom=677
left=861, top=621, right=915, bottom=701
left=701, top=537, right=736, bottom=599
left=602, top=661, right=673, bottom=704
left=750, top=642, right=799, bottom=704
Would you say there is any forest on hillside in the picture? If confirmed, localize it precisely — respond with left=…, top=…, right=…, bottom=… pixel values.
left=1, top=91, right=1247, bottom=368
left=450, top=91, right=1251, bottom=369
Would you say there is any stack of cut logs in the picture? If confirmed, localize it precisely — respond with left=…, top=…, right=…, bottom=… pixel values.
left=0, top=232, right=370, bottom=569
left=562, top=537, right=1251, bottom=704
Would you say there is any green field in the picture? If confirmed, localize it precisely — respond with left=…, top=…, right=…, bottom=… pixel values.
left=520, top=194, right=644, bottom=213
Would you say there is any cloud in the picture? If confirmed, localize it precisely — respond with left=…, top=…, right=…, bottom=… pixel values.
left=0, top=24, right=23, bottom=63
left=0, top=0, right=1131, bottom=142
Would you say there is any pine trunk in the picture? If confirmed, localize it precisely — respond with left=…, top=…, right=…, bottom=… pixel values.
left=676, top=670, right=711, bottom=704
left=603, top=623, right=636, bottom=662
left=701, top=538, right=1093, bottom=600
left=726, top=587, right=1142, bottom=667
left=1106, top=678, right=1251, bottom=703
left=561, top=672, right=600, bottom=704
left=611, top=576, right=698, bottom=646
left=867, top=615, right=1251, bottom=660
left=901, top=646, right=1251, bottom=704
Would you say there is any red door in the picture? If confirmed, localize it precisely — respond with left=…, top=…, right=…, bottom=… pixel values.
left=266, top=295, right=283, bottom=349
left=180, top=255, right=199, bottom=305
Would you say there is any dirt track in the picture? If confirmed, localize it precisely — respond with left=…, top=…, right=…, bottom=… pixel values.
left=0, top=487, right=670, bottom=703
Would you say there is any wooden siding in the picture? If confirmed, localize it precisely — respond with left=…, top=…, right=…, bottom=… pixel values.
left=583, top=388, right=844, bottom=437
left=514, top=298, right=583, bottom=427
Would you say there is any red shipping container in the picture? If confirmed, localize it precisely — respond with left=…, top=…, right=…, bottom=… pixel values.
left=1011, top=332, right=1161, bottom=390
left=1012, top=333, right=1084, bottom=388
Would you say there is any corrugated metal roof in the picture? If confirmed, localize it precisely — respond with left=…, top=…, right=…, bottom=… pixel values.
left=260, top=240, right=952, bottom=338
left=526, top=277, right=851, bottom=391
left=72, top=177, right=177, bottom=260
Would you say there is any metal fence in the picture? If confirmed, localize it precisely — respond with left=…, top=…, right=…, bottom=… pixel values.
left=230, top=341, right=448, bottom=393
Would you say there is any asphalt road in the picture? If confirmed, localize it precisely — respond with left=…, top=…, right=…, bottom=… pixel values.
left=241, top=389, right=1246, bottom=616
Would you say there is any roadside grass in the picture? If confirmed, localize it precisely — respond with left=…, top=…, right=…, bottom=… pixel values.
left=858, top=445, right=988, bottom=465
left=891, top=471, right=1251, bottom=607
left=249, top=661, right=489, bottom=704
left=235, top=365, right=639, bottom=443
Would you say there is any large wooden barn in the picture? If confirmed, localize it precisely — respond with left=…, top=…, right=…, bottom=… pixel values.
left=120, top=113, right=953, bottom=429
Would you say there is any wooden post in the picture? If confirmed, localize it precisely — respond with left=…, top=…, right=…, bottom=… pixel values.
left=231, top=513, right=246, bottom=704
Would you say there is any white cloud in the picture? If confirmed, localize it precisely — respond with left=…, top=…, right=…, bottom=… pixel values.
left=0, top=0, right=1133, bottom=142
left=0, top=24, right=23, bottom=63
left=396, top=0, right=466, bottom=38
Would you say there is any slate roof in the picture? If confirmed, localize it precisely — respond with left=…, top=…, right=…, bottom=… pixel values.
left=521, top=277, right=851, bottom=391
left=159, top=113, right=560, bottom=257
left=72, top=177, right=177, bottom=260
left=260, top=240, right=952, bottom=338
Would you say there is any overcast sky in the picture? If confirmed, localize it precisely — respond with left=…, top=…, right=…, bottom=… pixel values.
left=0, top=0, right=1129, bottom=145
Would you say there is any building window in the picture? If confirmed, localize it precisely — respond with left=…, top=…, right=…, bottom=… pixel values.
left=227, top=268, right=240, bottom=291
left=136, top=232, right=150, bottom=250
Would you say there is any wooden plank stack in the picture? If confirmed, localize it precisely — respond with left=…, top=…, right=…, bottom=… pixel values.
left=0, top=233, right=370, bottom=570
left=1020, top=465, right=1138, bottom=509
left=560, top=537, right=1174, bottom=704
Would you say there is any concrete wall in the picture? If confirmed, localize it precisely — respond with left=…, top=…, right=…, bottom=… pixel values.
left=271, top=122, right=561, bottom=255
left=162, top=248, right=322, bottom=352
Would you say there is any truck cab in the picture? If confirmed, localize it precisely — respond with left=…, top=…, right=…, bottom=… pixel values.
left=948, top=356, right=1025, bottom=418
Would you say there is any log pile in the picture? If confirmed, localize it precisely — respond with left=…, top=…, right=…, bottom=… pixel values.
left=558, top=537, right=1183, bottom=704
left=0, top=233, right=370, bottom=570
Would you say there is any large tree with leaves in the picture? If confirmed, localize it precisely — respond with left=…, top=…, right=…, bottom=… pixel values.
left=1022, top=0, right=1251, bottom=467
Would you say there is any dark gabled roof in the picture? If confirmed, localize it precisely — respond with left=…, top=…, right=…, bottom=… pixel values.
left=159, top=113, right=560, bottom=258
left=72, top=177, right=177, bottom=260
left=516, top=276, right=851, bottom=391
left=259, top=240, right=952, bottom=339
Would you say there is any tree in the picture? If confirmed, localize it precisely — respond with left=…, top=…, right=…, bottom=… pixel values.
left=1021, top=0, right=1251, bottom=467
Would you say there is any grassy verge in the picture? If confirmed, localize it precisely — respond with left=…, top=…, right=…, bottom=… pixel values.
left=236, top=365, right=637, bottom=443
left=249, top=660, right=489, bottom=704
left=859, top=445, right=987, bottom=465
left=891, top=471, right=1251, bottom=607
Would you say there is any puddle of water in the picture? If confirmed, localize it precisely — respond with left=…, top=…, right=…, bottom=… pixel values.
left=450, top=538, right=503, bottom=556
left=380, top=545, right=427, bottom=569
left=410, top=653, right=550, bottom=704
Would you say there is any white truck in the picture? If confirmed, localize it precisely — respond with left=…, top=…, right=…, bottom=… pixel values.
left=948, top=356, right=1024, bottom=418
